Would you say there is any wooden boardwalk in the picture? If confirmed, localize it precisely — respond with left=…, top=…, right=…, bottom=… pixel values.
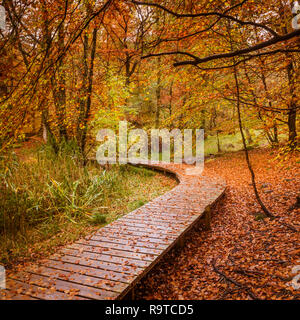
left=0, top=162, right=226, bottom=300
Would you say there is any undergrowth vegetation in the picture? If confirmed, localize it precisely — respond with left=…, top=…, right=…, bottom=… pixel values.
left=0, top=142, right=176, bottom=266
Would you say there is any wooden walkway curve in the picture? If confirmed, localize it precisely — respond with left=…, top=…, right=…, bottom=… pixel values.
left=0, top=162, right=226, bottom=300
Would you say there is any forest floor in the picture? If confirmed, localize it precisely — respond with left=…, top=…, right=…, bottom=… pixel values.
left=136, top=148, right=300, bottom=300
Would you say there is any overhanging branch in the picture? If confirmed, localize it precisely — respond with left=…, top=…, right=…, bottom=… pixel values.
left=141, top=29, right=300, bottom=67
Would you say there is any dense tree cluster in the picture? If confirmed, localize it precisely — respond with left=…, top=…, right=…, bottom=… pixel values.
left=0, top=0, right=299, bottom=155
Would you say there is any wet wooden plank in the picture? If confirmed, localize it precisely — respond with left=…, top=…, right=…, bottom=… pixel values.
left=47, top=257, right=140, bottom=278
left=110, top=220, right=185, bottom=233
left=0, top=289, right=39, bottom=300
left=4, top=279, right=87, bottom=300
left=121, top=216, right=191, bottom=228
left=144, top=203, right=204, bottom=213
left=8, top=272, right=116, bottom=300
left=106, top=224, right=179, bottom=238
left=125, top=212, right=195, bottom=223
left=105, top=225, right=178, bottom=241
left=62, top=246, right=156, bottom=263
left=91, top=231, right=173, bottom=246
left=74, top=239, right=162, bottom=256
left=82, top=235, right=169, bottom=251
left=25, top=265, right=129, bottom=293
left=58, top=248, right=152, bottom=267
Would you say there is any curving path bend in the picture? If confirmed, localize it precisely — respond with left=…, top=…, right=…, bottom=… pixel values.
left=0, top=162, right=226, bottom=300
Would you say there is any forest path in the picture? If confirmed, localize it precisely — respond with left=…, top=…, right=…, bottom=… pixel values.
left=0, top=161, right=226, bottom=300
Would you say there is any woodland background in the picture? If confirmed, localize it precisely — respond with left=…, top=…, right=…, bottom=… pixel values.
left=0, top=0, right=299, bottom=300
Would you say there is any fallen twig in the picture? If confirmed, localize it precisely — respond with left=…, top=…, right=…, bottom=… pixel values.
left=212, top=259, right=261, bottom=300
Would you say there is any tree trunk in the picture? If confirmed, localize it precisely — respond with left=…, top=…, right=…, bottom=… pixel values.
left=217, top=131, right=222, bottom=153
left=169, top=80, right=173, bottom=117
left=233, top=65, right=274, bottom=218
left=51, top=16, right=68, bottom=141
left=285, top=59, right=297, bottom=148
left=228, top=22, right=274, bottom=218
left=281, top=9, right=298, bottom=148
left=155, top=57, right=162, bottom=129
left=42, top=108, right=58, bottom=153
left=77, top=27, right=98, bottom=155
